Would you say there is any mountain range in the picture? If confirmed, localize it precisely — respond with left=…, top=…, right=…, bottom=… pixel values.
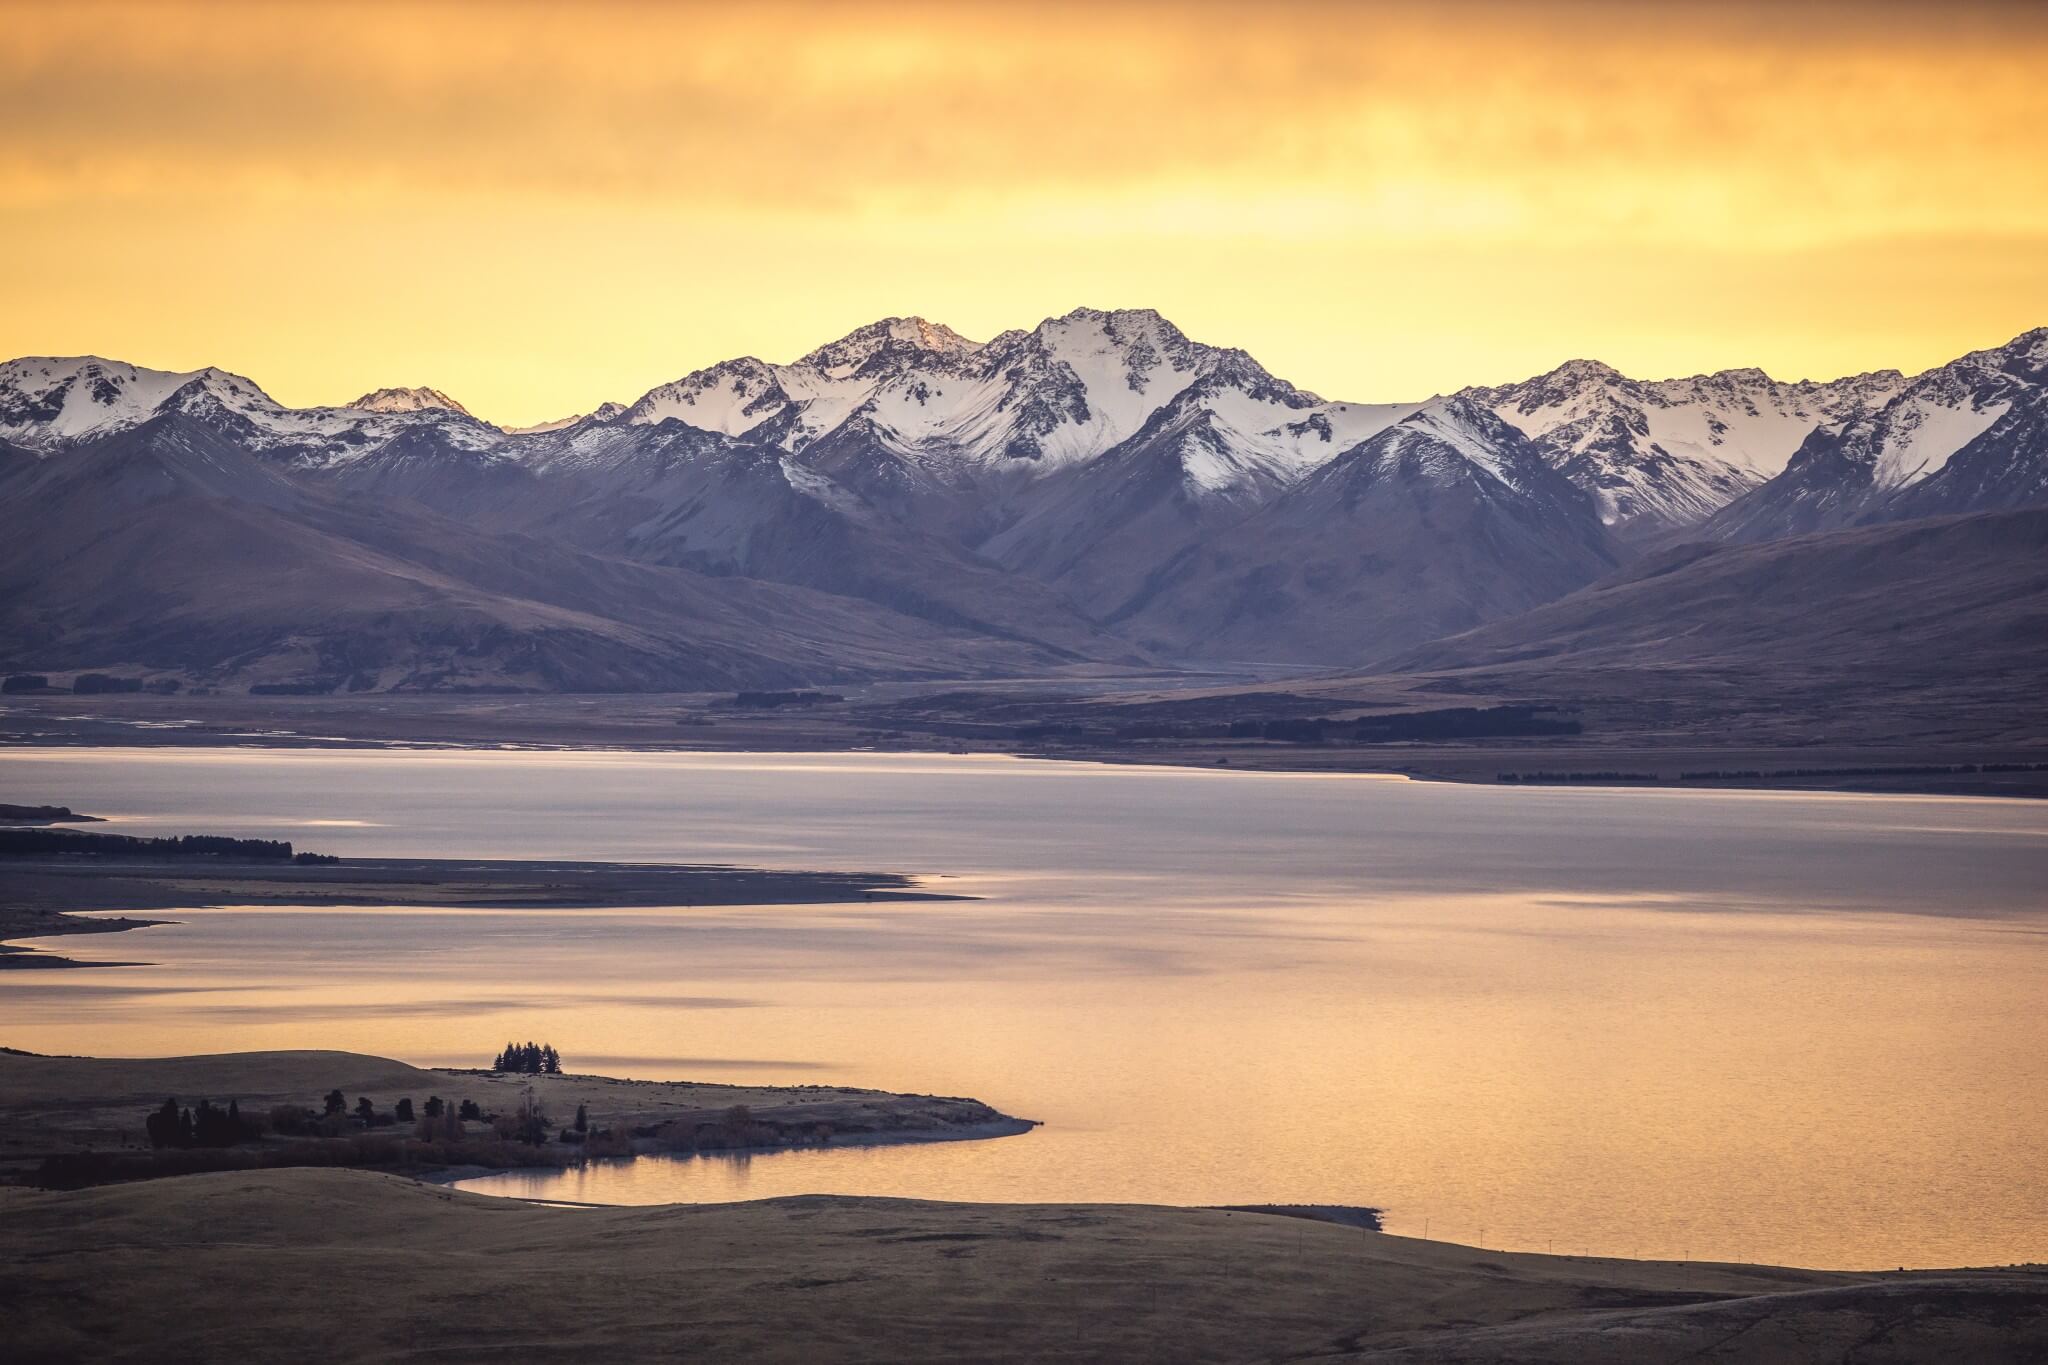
left=2, top=311, right=2043, bottom=692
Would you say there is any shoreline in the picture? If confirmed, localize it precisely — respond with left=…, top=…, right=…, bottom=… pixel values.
left=0, top=1049, right=1036, bottom=1191
left=0, top=853, right=963, bottom=970
left=7, top=720, right=2046, bottom=800
left=430, top=1115, right=1043, bottom=1191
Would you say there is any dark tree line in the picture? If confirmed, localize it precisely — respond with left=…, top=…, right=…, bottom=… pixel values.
left=731, top=690, right=844, bottom=708
left=1021, top=704, right=1582, bottom=746
left=145, top=1097, right=260, bottom=1149
left=144, top=1085, right=509, bottom=1156
left=0, top=828, right=337, bottom=863
left=492, top=1041, right=562, bottom=1074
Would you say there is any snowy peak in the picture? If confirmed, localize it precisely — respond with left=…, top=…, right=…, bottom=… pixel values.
left=799, top=316, right=980, bottom=378
left=1791, top=329, right=2046, bottom=493
left=0, top=353, right=521, bottom=477
left=0, top=356, right=281, bottom=451
left=348, top=386, right=473, bottom=418
left=623, top=357, right=792, bottom=436
left=1469, top=355, right=1909, bottom=530
left=1964, top=325, right=2048, bottom=383
left=1346, top=395, right=1556, bottom=493
left=6, top=322, right=2039, bottom=543
left=1543, top=358, right=1626, bottom=388
left=923, top=306, right=1318, bottom=470
left=1702, top=326, right=2048, bottom=541
left=503, top=401, right=624, bottom=435
left=610, top=306, right=1329, bottom=478
left=1100, top=368, right=1416, bottom=497
left=1477, top=356, right=1898, bottom=474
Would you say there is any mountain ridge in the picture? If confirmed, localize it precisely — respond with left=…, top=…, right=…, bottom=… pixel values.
left=3, top=315, right=2043, bottom=687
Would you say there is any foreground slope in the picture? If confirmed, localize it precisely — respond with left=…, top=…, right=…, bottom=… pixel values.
left=4, top=1169, right=2041, bottom=1364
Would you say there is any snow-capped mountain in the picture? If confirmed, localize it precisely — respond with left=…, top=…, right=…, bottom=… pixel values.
left=618, top=317, right=977, bottom=446
left=3, top=316, right=2043, bottom=685
left=801, top=316, right=982, bottom=379
left=0, top=356, right=505, bottom=464
left=614, top=309, right=1399, bottom=485
left=0, top=403, right=1094, bottom=692
left=1468, top=360, right=1905, bottom=533
left=0, top=357, right=271, bottom=451
left=1704, top=328, right=2048, bottom=542
left=976, top=376, right=1419, bottom=618
left=520, top=308, right=1422, bottom=620
left=1106, top=396, right=1618, bottom=664
left=502, top=402, right=624, bottom=436
left=348, top=386, right=474, bottom=417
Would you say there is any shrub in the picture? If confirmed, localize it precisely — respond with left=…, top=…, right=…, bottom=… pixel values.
left=416, top=1108, right=463, bottom=1142
left=269, top=1104, right=317, bottom=1135
left=492, top=1089, right=550, bottom=1146
left=583, top=1127, right=634, bottom=1158
left=73, top=673, right=144, bottom=695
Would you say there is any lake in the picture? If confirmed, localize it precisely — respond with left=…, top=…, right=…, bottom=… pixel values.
left=2, top=745, right=2044, bottom=1269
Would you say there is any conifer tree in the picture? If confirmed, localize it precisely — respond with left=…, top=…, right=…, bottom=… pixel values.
left=146, top=1097, right=180, bottom=1148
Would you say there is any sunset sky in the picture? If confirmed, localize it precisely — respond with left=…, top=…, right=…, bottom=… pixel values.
left=4, top=0, right=2045, bottom=426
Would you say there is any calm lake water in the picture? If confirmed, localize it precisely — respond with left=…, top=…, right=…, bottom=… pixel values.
left=3, top=746, right=2045, bottom=1269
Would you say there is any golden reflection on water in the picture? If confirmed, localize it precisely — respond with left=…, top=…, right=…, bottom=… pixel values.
left=2, top=748, right=2045, bottom=1269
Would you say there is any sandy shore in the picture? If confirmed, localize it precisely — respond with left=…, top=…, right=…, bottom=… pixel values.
left=0, top=852, right=956, bottom=968
left=3, top=1167, right=2042, bottom=1363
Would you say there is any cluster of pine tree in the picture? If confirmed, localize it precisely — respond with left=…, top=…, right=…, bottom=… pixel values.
left=492, top=1041, right=562, bottom=1074
left=144, top=1097, right=260, bottom=1148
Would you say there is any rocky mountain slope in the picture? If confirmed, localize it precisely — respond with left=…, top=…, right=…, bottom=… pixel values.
left=1468, top=361, right=1905, bottom=536
left=1, top=316, right=2042, bottom=688
left=1391, top=507, right=2048, bottom=683
left=1104, top=398, right=1619, bottom=665
left=0, top=411, right=1099, bottom=691
left=1702, top=328, right=2048, bottom=542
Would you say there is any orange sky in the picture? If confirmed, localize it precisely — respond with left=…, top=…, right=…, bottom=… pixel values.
left=3, top=0, right=2045, bottom=425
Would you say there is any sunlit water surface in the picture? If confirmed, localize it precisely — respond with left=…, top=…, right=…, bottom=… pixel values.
left=3, top=746, right=2044, bottom=1269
